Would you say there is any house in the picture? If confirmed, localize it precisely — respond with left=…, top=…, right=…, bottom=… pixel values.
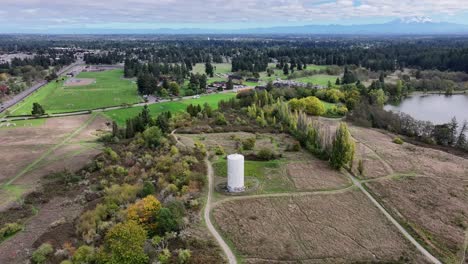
left=228, top=74, right=243, bottom=81
left=246, top=77, right=259, bottom=83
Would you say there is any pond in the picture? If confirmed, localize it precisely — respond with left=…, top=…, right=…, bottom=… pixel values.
left=384, top=93, right=468, bottom=125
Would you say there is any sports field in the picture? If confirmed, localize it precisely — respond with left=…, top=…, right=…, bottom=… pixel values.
left=8, top=69, right=141, bottom=115
left=104, top=92, right=237, bottom=126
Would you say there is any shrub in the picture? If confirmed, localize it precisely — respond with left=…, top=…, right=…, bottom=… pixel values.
left=127, top=195, right=162, bottom=233
left=60, top=260, right=72, bottom=264
left=358, top=159, right=365, bottom=176
left=214, top=145, right=226, bottom=156
left=142, top=126, right=165, bottom=148
left=178, top=249, right=192, bottom=264
left=242, top=138, right=256, bottom=151
left=104, top=147, right=119, bottom=162
left=393, top=137, right=404, bottom=144
left=213, top=112, right=227, bottom=125
left=72, top=245, right=95, bottom=264
left=0, top=222, right=22, bottom=241
left=256, top=148, right=276, bottom=161
left=286, top=141, right=301, bottom=152
left=158, top=249, right=171, bottom=264
left=157, top=208, right=179, bottom=235
left=31, top=243, right=54, bottom=264
left=97, top=221, right=148, bottom=264
left=141, top=181, right=156, bottom=197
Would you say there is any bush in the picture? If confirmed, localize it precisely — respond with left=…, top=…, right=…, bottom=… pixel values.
left=178, top=249, right=191, bottom=264
left=158, top=249, right=171, bottom=264
left=393, top=137, right=404, bottom=144
left=97, top=221, right=148, bottom=264
left=358, top=159, right=365, bottom=176
left=0, top=222, right=22, bottom=241
left=157, top=208, right=179, bottom=235
left=214, top=145, right=225, bottom=156
left=31, top=243, right=54, bottom=264
left=141, top=181, right=156, bottom=197
left=286, top=141, right=301, bottom=152
left=256, top=148, right=276, bottom=161
left=142, top=126, right=165, bottom=148
left=242, top=138, right=256, bottom=150
left=213, top=112, right=227, bottom=125
left=72, top=245, right=95, bottom=264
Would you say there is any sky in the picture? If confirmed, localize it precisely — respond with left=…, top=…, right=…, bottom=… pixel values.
left=1, top=0, right=468, bottom=33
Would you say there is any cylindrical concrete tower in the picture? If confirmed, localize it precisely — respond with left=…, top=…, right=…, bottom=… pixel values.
left=227, top=154, right=245, bottom=192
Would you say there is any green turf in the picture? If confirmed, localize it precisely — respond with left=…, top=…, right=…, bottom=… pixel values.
left=8, top=69, right=141, bottom=115
left=293, top=75, right=339, bottom=86
left=213, top=159, right=280, bottom=180
left=0, top=118, right=45, bottom=129
left=192, top=63, right=232, bottom=75
left=104, top=93, right=237, bottom=126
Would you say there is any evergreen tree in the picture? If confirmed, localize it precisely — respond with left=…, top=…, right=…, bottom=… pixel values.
left=205, top=62, right=214, bottom=77
left=330, top=123, right=355, bottom=169
left=31, top=102, right=45, bottom=116
left=283, top=64, right=289, bottom=75
left=335, top=78, right=341, bottom=85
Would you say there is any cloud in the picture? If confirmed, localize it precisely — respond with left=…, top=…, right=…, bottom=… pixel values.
left=1, top=0, right=468, bottom=29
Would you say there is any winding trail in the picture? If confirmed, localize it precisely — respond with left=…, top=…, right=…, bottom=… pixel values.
left=203, top=157, right=237, bottom=264
left=177, top=131, right=442, bottom=264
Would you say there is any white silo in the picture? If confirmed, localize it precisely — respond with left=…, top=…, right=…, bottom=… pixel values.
left=227, top=154, right=245, bottom=192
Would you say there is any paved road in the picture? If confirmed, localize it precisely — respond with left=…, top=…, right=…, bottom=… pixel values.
left=203, top=157, right=237, bottom=264
left=0, top=62, right=82, bottom=114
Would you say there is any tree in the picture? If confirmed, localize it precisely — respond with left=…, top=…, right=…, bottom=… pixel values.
left=368, top=89, right=387, bottom=107
left=342, top=67, right=357, bottom=84
left=330, top=122, right=355, bottom=169
left=97, top=221, right=148, bottom=264
left=31, top=102, right=45, bottom=116
left=157, top=208, right=179, bottom=235
left=302, top=96, right=325, bottom=116
left=127, top=195, right=162, bottom=234
left=168, top=82, right=180, bottom=96
left=335, top=78, right=341, bottom=85
left=283, top=64, right=289, bottom=75
left=226, top=78, right=234, bottom=90
left=205, top=62, right=214, bottom=77
left=178, top=249, right=191, bottom=264
left=142, top=127, right=165, bottom=148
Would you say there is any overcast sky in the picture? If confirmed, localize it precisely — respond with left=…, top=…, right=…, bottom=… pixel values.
left=1, top=0, right=468, bottom=32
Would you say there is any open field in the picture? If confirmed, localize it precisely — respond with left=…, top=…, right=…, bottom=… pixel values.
left=63, top=77, right=95, bottom=87
left=180, top=132, right=351, bottom=194
left=104, top=92, right=237, bottom=126
left=192, top=63, right=232, bottom=75
left=293, top=74, right=339, bottom=86
left=8, top=69, right=141, bottom=115
left=212, top=190, right=427, bottom=263
left=348, top=124, right=468, bottom=263
left=0, top=114, right=107, bottom=211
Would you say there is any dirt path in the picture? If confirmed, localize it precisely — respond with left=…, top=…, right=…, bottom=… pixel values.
left=343, top=170, right=442, bottom=264
left=1, top=114, right=98, bottom=187
left=204, top=157, right=237, bottom=264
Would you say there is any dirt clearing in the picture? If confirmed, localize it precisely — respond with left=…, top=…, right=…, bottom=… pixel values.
left=64, top=78, right=96, bottom=87
left=212, top=190, right=428, bottom=263
left=0, top=115, right=108, bottom=211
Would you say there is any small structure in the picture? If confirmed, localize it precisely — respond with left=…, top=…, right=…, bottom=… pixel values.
left=227, top=154, right=245, bottom=192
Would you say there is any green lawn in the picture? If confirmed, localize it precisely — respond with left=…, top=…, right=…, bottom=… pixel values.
left=192, top=63, right=232, bottom=75
left=8, top=69, right=141, bottom=115
left=213, top=159, right=280, bottom=179
left=293, top=75, right=339, bottom=86
left=104, top=92, right=237, bottom=126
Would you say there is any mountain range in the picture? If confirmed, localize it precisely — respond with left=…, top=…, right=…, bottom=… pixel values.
left=27, top=16, right=468, bottom=35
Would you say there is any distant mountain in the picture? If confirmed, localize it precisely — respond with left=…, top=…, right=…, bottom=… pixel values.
left=29, top=16, right=468, bottom=35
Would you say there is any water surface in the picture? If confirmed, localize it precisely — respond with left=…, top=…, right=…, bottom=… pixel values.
left=384, top=94, right=468, bottom=125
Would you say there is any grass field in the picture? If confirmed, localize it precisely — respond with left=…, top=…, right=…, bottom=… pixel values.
left=8, top=70, right=141, bottom=115
left=104, top=93, right=237, bottom=126
left=192, top=63, right=232, bottom=75
left=294, top=74, right=339, bottom=86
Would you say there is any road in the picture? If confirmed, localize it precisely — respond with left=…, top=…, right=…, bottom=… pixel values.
left=0, top=61, right=82, bottom=114
left=0, top=90, right=235, bottom=123
left=203, top=157, right=237, bottom=264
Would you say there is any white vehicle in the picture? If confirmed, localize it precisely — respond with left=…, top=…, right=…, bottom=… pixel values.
left=192, top=95, right=200, bottom=99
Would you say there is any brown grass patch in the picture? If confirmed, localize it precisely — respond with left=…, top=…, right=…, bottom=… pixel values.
left=213, top=190, right=427, bottom=263
left=64, top=78, right=95, bottom=87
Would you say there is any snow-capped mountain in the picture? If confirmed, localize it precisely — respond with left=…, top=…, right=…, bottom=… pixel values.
left=396, top=16, right=434, bottom=24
